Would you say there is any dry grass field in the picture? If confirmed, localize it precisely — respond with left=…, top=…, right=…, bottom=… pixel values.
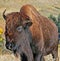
left=0, top=45, right=60, bottom=61
left=0, top=0, right=60, bottom=31
left=0, top=54, right=21, bottom=61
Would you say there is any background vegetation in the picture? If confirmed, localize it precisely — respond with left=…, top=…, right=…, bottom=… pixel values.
left=48, top=14, right=60, bottom=33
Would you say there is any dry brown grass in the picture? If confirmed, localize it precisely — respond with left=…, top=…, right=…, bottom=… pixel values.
left=0, top=47, right=60, bottom=61
left=0, top=54, right=21, bottom=61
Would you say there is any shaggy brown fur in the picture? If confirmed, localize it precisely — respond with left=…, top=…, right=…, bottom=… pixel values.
left=3, top=12, right=34, bottom=61
left=20, top=4, right=58, bottom=61
left=3, top=4, right=58, bottom=61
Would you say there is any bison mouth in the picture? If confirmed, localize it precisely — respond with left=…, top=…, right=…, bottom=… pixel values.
left=5, top=41, right=18, bottom=53
left=5, top=42, right=28, bottom=61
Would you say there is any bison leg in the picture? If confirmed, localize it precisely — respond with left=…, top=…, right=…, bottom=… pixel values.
left=35, top=53, right=45, bottom=61
left=23, top=48, right=34, bottom=61
left=52, top=49, right=59, bottom=61
left=21, top=45, right=34, bottom=61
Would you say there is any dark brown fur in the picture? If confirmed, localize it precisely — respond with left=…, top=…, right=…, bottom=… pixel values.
left=3, top=4, right=58, bottom=61
left=20, top=4, right=58, bottom=61
left=3, top=12, right=34, bottom=61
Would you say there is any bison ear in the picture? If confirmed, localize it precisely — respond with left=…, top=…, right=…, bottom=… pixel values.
left=3, top=9, right=7, bottom=20
left=23, top=19, right=32, bottom=28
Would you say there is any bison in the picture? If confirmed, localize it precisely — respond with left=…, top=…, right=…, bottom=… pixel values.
left=3, top=4, right=58, bottom=61
left=3, top=10, right=34, bottom=61
left=20, top=4, right=59, bottom=61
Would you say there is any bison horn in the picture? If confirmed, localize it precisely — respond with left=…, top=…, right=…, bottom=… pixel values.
left=3, top=9, right=6, bottom=20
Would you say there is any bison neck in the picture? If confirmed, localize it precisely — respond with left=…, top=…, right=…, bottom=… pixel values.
left=25, top=28, right=37, bottom=55
left=24, top=27, right=32, bottom=43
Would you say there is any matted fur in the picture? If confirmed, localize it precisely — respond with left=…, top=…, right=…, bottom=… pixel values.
left=20, top=4, right=58, bottom=61
left=3, top=4, right=58, bottom=61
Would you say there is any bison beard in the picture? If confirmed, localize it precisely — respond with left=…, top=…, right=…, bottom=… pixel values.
left=21, top=53, right=28, bottom=61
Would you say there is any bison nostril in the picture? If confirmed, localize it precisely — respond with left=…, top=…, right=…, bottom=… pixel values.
left=5, top=42, right=12, bottom=50
left=5, top=44, right=9, bottom=49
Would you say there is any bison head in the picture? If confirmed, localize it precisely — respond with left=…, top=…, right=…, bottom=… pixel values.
left=3, top=9, right=32, bottom=53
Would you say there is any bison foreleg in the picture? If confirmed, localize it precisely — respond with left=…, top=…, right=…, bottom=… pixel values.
left=35, top=52, right=45, bottom=61
left=21, top=43, right=34, bottom=61
left=51, top=47, right=59, bottom=61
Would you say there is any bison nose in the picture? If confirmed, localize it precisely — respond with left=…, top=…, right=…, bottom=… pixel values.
left=5, top=43, right=9, bottom=49
left=5, top=42, right=12, bottom=50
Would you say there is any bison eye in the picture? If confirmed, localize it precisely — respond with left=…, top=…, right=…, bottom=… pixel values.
left=16, top=26, right=23, bottom=32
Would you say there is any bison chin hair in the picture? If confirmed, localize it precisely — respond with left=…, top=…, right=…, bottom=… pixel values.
left=21, top=53, right=28, bottom=61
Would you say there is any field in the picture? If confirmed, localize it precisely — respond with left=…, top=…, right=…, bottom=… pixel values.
left=0, top=46, right=60, bottom=61
left=0, top=0, right=60, bottom=61
left=0, top=0, right=60, bottom=30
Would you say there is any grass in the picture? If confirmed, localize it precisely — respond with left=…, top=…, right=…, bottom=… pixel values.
left=0, top=0, right=60, bottom=23
left=0, top=54, right=21, bottom=61
left=0, top=46, right=59, bottom=61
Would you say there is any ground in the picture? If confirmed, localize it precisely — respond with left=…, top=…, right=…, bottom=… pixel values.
left=0, top=46, right=60, bottom=61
